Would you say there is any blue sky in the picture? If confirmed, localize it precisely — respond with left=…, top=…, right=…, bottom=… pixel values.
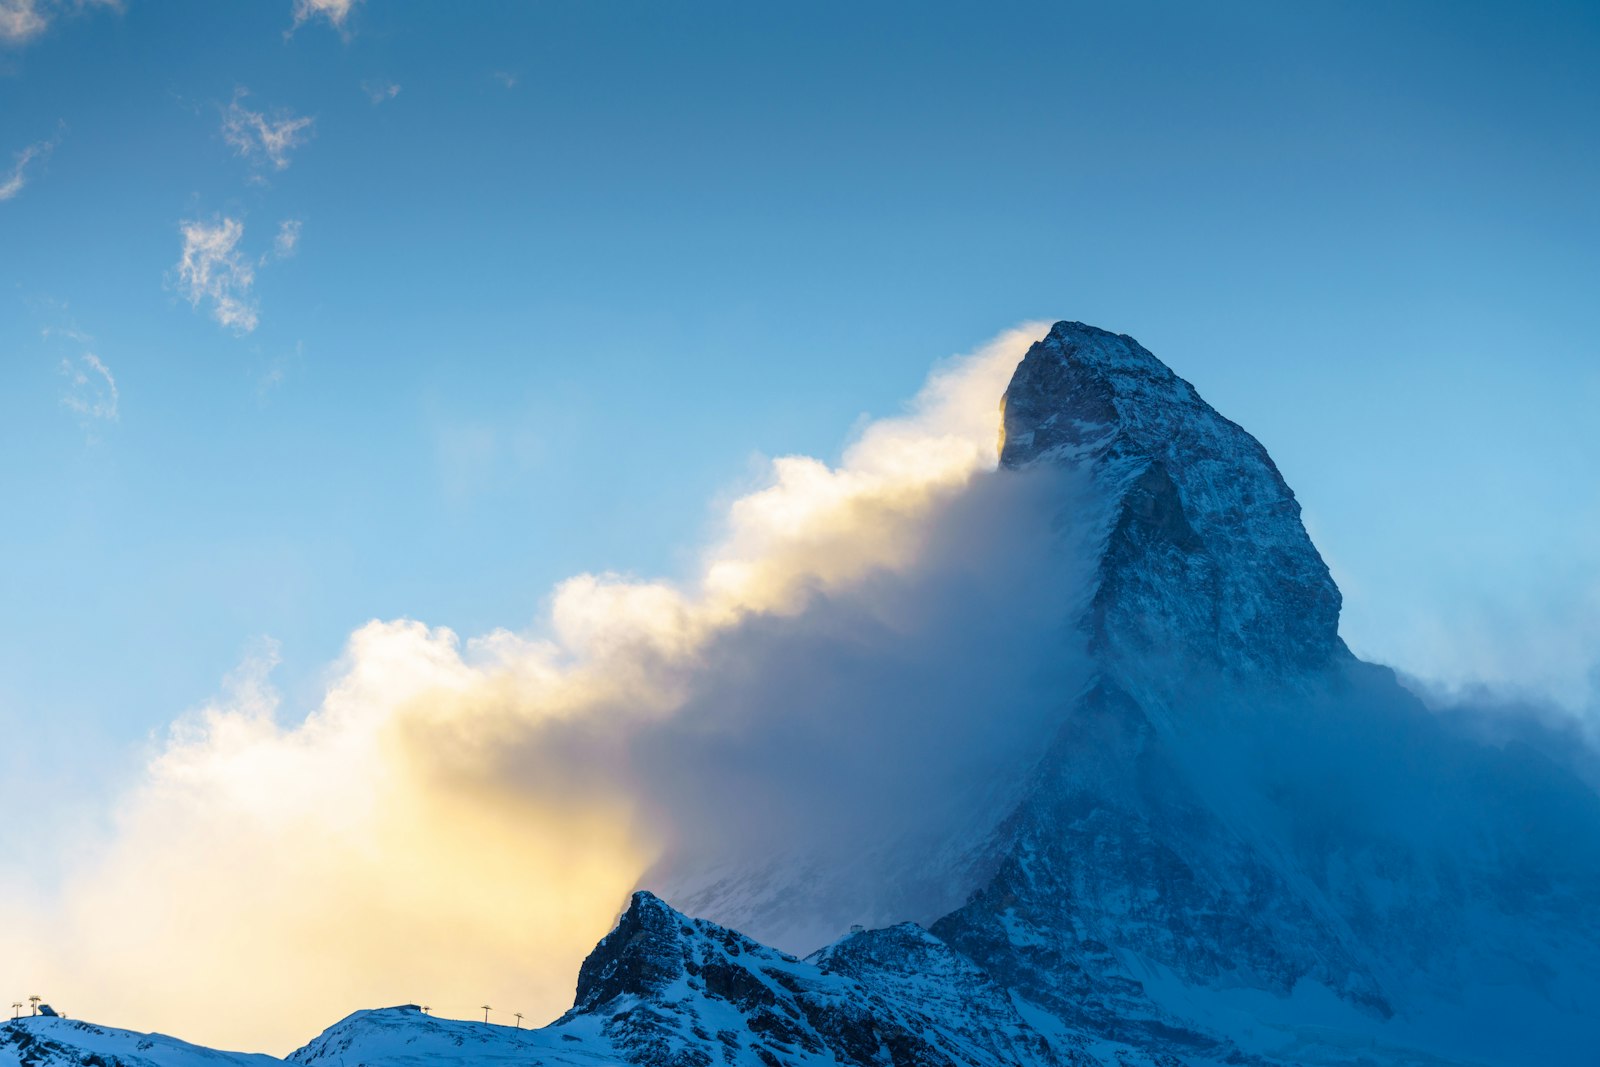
left=2, top=0, right=1598, bottom=814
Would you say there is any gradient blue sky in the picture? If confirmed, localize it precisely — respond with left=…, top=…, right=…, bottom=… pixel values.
left=3, top=0, right=1597, bottom=813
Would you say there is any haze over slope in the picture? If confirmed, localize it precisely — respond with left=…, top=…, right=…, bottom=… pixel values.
left=4, top=324, right=1096, bottom=1053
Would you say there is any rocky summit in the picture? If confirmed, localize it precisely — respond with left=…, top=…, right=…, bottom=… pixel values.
left=9, top=322, right=1598, bottom=1067
left=1000, top=321, right=1347, bottom=677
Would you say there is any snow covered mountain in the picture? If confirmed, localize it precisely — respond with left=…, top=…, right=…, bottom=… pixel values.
left=931, top=323, right=1600, bottom=1065
left=0, top=1017, right=279, bottom=1067
left=6, top=893, right=1212, bottom=1067
left=279, top=890, right=1273, bottom=1067
left=13, top=321, right=1599, bottom=1066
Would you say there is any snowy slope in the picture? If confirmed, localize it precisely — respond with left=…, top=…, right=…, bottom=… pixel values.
left=0, top=1017, right=280, bottom=1067
left=288, top=1006, right=605, bottom=1067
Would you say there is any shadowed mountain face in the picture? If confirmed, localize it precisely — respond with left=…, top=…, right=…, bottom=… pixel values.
left=941, top=324, right=1389, bottom=1026
left=999, top=321, right=1347, bottom=677
left=932, top=322, right=1600, bottom=1064
left=554, top=890, right=1065, bottom=1067
left=11, top=322, right=1599, bottom=1067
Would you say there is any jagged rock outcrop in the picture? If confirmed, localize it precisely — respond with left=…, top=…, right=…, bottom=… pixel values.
left=1000, top=321, right=1346, bottom=677
left=806, top=924, right=1072, bottom=1066
left=558, top=889, right=944, bottom=1067
left=551, top=890, right=1055, bottom=1067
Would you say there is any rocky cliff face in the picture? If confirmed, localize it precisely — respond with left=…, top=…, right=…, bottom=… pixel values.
left=555, top=889, right=945, bottom=1067
left=929, top=322, right=1393, bottom=1048
left=1000, top=321, right=1347, bottom=678
left=938, top=321, right=1600, bottom=1065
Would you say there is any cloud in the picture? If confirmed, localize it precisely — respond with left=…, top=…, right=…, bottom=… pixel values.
left=1346, top=567, right=1600, bottom=721
left=362, top=79, right=400, bottom=104
left=177, top=216, right=302, bottom=331
left=60, top=352, right=118, bottom=421
left=175, top=216, right=258, bottom=333
left=0, top=0, right=117, bottom=46
left=0, top=127, right=61, bottom=201
left=289, top=0, right=358, bottom=34
left=40, top=316, right=117, bottom=428
left=0, top=0, right=46, bottom=44
left=222, top=91, right=314, bottom=172
left=0, top=324, right=1069, bottom=1054
left=272, top=217, right=302, bottom=259
left=257, top=340, right=303, bottom=400
left=493, top=70, right=518, bottom=89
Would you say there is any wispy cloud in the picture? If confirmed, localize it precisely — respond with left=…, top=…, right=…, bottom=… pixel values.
left=272, top=218, right=302, bottom=260
left=0, top=0, right=47, bottom=44
left=257, top=340, right=303, bottom=401
left=42, top=316, right=119, bottom=429
left=222, top=90, right=314, bottom=172
left=177, top=216, right=302, bottom=332
left=492, top=70, right=518, bottom=89
left=289, top=0, right=358, bottom=35
left=175, top=217, right=258, bottom=333
left=60, top=352, right=118, bottom=422
left=362, top=79, right=400, bottom=104
left=0, top=0, right=118, bottom=47
left=0, top=127, right=61, bottom=201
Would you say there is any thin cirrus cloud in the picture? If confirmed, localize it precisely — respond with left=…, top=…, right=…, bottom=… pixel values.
left=175, top=217, right=259, bottom=333
left=362, top=79, right=400, bottom=104
left=176, top=216, right=303, bottom=332
left=272, top=218, right=302, bottom=260
left=289, top=0, right=358, bottom=34
left=0, top=128, right=61, bottom=201
left=0, top=0, right=47, bottom=44
left=43, top=321, right=119, bottom=424
left=222, top=91, right=314, bottom=172
left=0, top=0, right=116, bottom=46
left=60, top=352, right=119, bottom=422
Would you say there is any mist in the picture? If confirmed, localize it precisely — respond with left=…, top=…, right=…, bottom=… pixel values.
left=2, top=324, right=1100, bottom=1054
left=624, top=463, right=1097, bottom=951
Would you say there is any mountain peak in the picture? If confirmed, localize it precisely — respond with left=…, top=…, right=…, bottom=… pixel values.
left=1000, top=320, right=1346, bottom=676
left=569, top=890, right=701, bottom=1013
left=556, top=888, right=1046, bottom=1066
